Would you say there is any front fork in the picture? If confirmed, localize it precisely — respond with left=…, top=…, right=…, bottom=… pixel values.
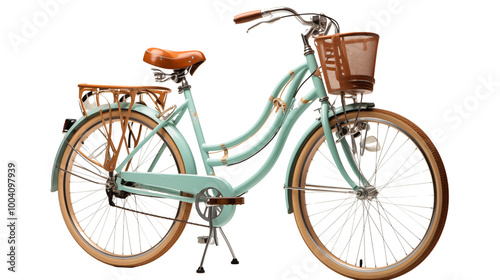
left=319, top=97, right=369, bottom=191
left=304, top=49, right=369, bottom=191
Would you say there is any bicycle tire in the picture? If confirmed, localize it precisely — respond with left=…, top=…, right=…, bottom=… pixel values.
left=291, top=109, right=448, bottom=279
left=57, top=108, right=192, bottom=267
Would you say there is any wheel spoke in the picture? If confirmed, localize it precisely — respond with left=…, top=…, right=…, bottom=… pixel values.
left=59, top=109, right=190, bottom=265
left=296, top=110, right=446, bottom=276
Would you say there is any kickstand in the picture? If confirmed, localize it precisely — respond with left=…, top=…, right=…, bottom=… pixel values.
left=219, top=227, right=239, bottom=265
left=196, top=207, right=239, bottom=273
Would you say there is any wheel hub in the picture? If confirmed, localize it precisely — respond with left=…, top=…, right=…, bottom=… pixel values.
left=106, top=173, right=130, bottom=205
left=356, top=185, right=379, bottom=201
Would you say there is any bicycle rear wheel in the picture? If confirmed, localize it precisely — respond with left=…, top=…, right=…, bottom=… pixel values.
left=57, top=108, right=191, bottom=267
left=291, top=109, right=448, bottom=279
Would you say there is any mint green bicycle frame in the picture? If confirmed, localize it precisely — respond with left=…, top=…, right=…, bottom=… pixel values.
left=113, top=53, right=369, bottom=226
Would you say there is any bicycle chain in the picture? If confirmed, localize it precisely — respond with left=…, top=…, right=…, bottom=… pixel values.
left=111, top=205, right=209, bottom=228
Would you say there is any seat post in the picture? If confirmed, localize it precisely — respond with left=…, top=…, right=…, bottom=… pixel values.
left=178, top=77, right=191, bottom=94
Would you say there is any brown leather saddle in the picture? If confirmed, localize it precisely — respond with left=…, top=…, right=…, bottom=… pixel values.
left=143, top=48, right=206, bottom=75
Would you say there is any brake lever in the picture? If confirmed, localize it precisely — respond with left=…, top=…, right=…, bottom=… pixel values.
left=247, top=16, right=281, bottom=33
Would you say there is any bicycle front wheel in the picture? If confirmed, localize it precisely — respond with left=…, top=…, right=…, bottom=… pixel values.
left=291, top=109, right=448, bottom=279
left=56, top=108, right=191, bottom=267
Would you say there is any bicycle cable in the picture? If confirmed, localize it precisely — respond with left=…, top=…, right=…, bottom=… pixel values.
left=111, top=204, right=210, bottom=228
left=292, top=69, right=315, bottom=99
left=268, top=12, right=340, bottom=34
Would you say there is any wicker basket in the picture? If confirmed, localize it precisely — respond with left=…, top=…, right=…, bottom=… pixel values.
left=315, top=32, right=379, bottom=95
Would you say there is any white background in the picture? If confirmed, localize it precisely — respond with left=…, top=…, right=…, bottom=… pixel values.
left=1, top=0, right=499, bottom=279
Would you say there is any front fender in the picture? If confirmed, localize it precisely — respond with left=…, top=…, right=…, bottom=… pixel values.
left=284, top=102, right=375, bottom=214
left=51, top=103, right=197, bottom=192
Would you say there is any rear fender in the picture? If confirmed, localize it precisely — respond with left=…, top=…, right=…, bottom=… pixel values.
left=50, top=103, right=197, bottom=192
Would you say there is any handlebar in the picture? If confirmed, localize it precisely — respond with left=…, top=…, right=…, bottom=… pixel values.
left=233, top=6, right=339, bottom=39
left=234, top=7, right=312, bottom=26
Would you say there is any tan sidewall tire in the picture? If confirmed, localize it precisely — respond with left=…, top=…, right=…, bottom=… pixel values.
left=291, top=109, right=448, bottom=280
left=57, top=110, right=192, bottom=267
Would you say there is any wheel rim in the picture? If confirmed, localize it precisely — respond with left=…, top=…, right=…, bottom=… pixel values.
left=59, top=112, right=189, bottom=262
left=295, top=112, right=444, bottom=275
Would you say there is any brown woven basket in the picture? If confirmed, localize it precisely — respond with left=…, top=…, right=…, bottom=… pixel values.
left=315, top=32, right=379, bottom=95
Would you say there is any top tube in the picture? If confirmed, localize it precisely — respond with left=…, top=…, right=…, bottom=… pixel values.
left=203, top=64, right=309, bottom=166
left=202, top=64, right=307, bottom=152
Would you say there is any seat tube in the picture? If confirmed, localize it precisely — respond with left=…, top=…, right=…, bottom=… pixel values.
left=181, top=80, right=214, bottom=176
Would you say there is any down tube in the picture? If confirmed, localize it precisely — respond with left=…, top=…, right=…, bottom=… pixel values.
left=233, top=91, right=315, bottom=196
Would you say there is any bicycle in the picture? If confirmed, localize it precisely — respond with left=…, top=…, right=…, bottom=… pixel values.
left=51, top=7, right=448, bottom=280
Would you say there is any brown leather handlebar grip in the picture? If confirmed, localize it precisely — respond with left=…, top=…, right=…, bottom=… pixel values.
left=234, top=10, right=262, bottom=24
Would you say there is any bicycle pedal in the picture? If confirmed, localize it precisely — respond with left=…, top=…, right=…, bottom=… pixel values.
left=206, top=197, right=244, bottom=206
left=197, top=236, right=215, bottom=244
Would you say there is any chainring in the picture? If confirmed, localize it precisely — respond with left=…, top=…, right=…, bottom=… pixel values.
left=195, top=187, right=224, bottom=221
